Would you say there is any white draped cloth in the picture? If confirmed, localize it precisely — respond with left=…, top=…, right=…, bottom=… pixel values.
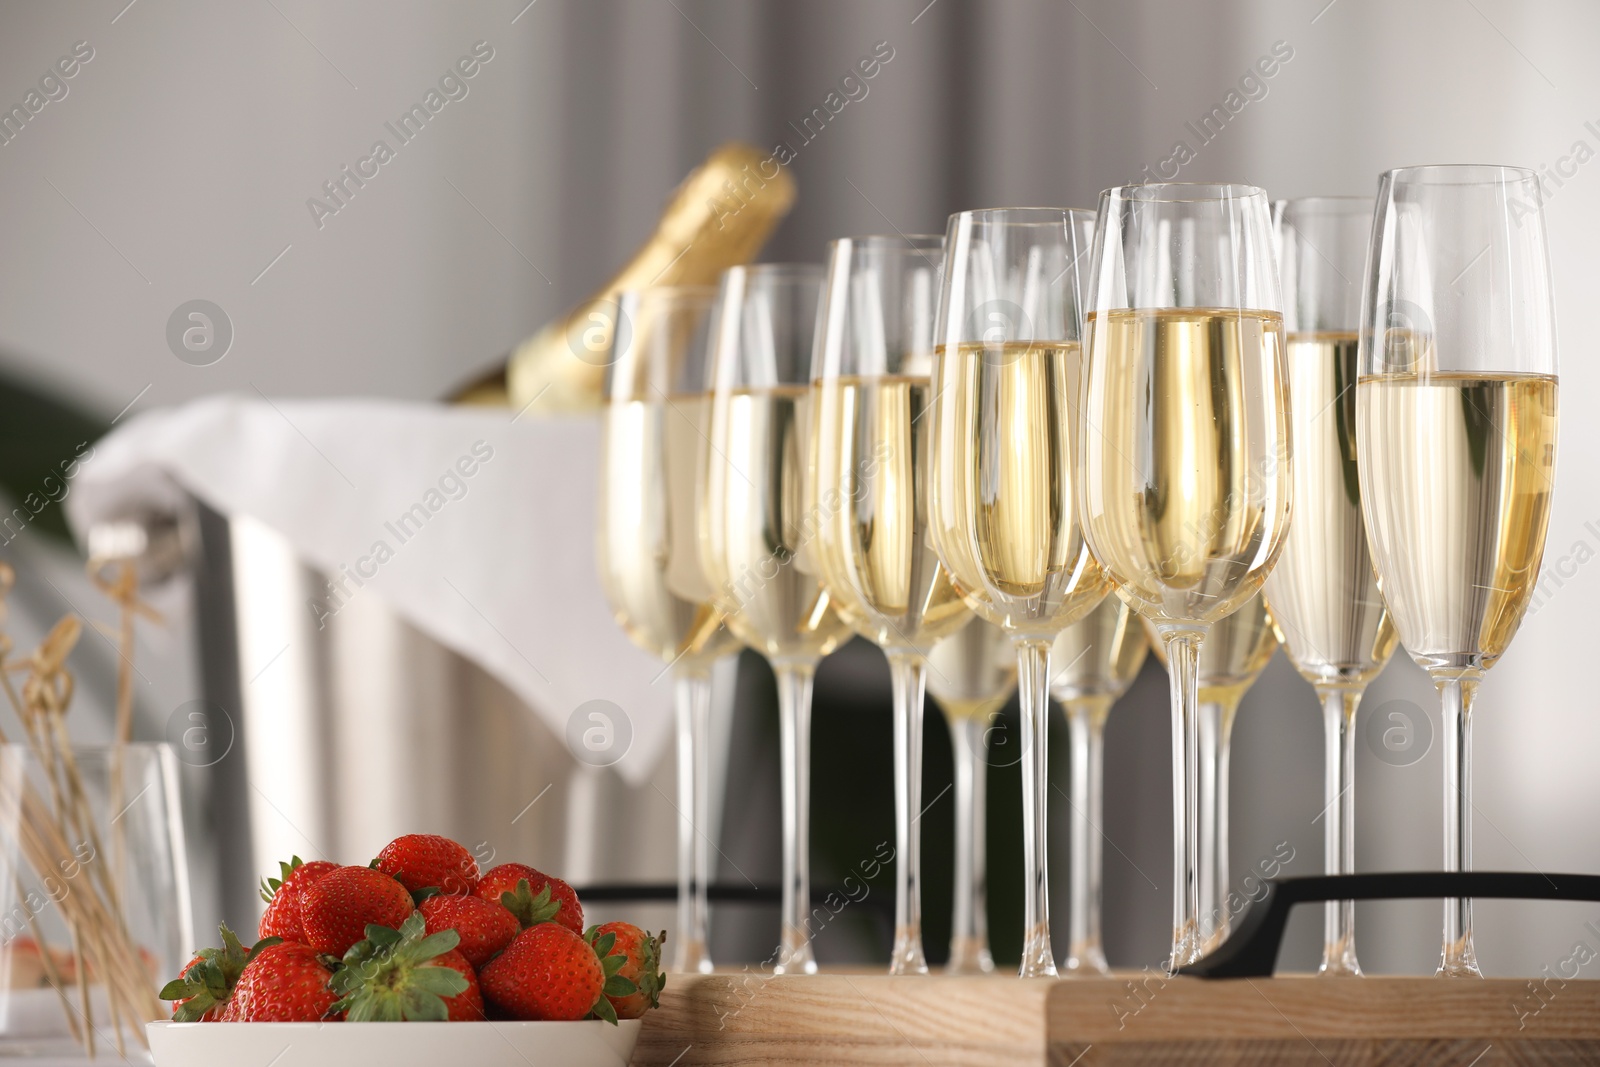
left=64, top=396, right=672, bottom=783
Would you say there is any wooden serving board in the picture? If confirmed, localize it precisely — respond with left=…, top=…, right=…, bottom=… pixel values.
left=633, top=972, right=1600, bottom=1066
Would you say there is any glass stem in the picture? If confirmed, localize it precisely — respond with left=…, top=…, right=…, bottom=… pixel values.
left=773, top=662, right=818, bottom=975
left=886, top=652, right=929, bottom=975
left=1161, top=628, right=1205, bottom=973
left=1014, top=637, right=1057, bottom=978
left=1317, top=685, right=1363, bottom=977
left=1195, top=698, right=1240, bottom=955
left=672, top=668, right=715, bottom=974
left=1437, top=673, right=1482, bottom=978
left=947, top=713, right=993, bottom=974
left=1064, top=696, right=1112, bottom=976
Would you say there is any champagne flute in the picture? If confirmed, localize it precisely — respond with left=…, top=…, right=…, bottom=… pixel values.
left=1145, top=593, right=1278, bottom=954
left=1081, top=183, right=1291, bottom=970
left=1050, top=594, right=1148, bottom=976
left=811, top=234, right=972, bottom=974
left=928, top=207, right=1109, bottom=978
left=1357, top=166, right=1558, bottom=977
left=701, top=264, right=853, bottom=974
left=1264, top=197, right=1398, bottom=977
left=927, top=617, right=1015, bottom=975
left=598, top=285, right=743, bottom=973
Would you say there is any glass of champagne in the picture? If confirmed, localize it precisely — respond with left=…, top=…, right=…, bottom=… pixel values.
left=701, top=264, right=853, bottom=974
left=1357, top=166, right=1558, bottom=977
left=929, top=207, right=1109, bottom=978
left=1081, top=183, right=1291, bottom=970
left=927, top=617, right=1015, bottom=975
left=1050, top=594, right=1148, bottom=976
left=812, top=235, right=973, bottom=974
left=598, top=285, right=743, bottom=973
left=1264, top=197, right=1398, bottom=977
left=1144, top=593, right=1278, bottom=955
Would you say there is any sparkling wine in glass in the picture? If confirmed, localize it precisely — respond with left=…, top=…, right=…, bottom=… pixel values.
left=1357, top=166, right=1558, bottom=978
left=598, top=285, right=744, bottom=973
left=1050, top=593, right=1148, bottom=976
left=700, top=264, right=853, bottom=974
left=1082, top=183, right=1291, bottom=970
left=928, top=207, right=1110, bottom=978
left=811, top=234, right=972, bottom=974
left=1145, top=593, right=1278, bottom=955
left=1263, top=197, right=1398, bottom=976
left=927, top=617, right=1015, bottom=975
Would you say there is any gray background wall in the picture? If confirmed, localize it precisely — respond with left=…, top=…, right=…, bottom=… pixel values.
left=0, top=0, right=1596, bottom=977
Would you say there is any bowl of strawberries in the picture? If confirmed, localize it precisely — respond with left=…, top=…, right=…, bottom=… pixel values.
left=148, top=834, right=662, bottom=1067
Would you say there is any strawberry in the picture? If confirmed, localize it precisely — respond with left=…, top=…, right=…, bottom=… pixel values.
left=223, top=942, right=340, bottom=1022
left=474, top=863, right=584, bottom=934
left=299, top=866, right=414, bottom=956
left=159, top=924, right=278, bottom=1022
left=329, top=911, right=479, bottom=1021
left=431, top=949, right=486, bottom=1021
left=419, top=893, right=519, bottom=968
left=479, top=923, right=604, bottom=1021
left=374, top=834, right=479, bottom=898
left=258, top=857, right=338, bottom=942
left=589, top=923, right=664, bottom=1019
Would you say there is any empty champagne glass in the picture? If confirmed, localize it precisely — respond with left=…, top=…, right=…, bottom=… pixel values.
left=927, top=617, right=1015, bottom=975
left=1082, top=184, right=1291, bottom=970
left=1050, top=593, right=1148, bottom=976
left=1146, top=593, right=1278, bottom=954
left=928, top=207, right=1109, bottom=977
left=1264, top=197, right=1398, bottom=976
left=701, top=264, right=853, bottom=974
left=1357, top=166, right=1558, bottom=977
left=811, top=234, right=971, bottom=974
left=598, top=285, right=742, bottom=973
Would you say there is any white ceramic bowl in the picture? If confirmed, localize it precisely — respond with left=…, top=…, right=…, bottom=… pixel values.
left=148, top=1019, right=641, bottom=1066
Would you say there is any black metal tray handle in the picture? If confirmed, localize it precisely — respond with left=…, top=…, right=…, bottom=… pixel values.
left=1180, top=871, right=1600, bottom=978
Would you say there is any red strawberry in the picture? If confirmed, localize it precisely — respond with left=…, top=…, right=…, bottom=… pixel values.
left=159, top=924, right=275, bottom=1022
left=223, top=942, right=339, bottom=1022
left=299, top=866, right=413, bottom=956
left=258, top=857, right=338, bottom=942
left=420, top=894, right=519, bottom=968
left=474, top=863, right=584, bottom=934
left=375, top=834, right=479, bottom=897
left=589, top=922, right=665, bottom=1019
left=329, top=912, right=480, bottom=1021
left=479, top=923, right=604, bottom=1021
left=432, top=949, right=486, bottom=1021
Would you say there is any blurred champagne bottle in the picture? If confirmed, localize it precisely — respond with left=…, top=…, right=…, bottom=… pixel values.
left=452, top=142, right=796, bottom=412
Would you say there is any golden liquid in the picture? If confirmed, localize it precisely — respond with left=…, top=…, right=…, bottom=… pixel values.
left=1146, top=593, right=1278, bottom=707
left=927, top=618, right=1016, bottom=722
left=1356, top=372, right=1558, bottom=672
left=812, top=375, right=971, bottom=650
left=1263, top=334, right=1397, bottom=689
left=929, top=341, right=1108, bottom=637
left=700, top=385, right=852, bottom=661
left=597, top=397, right=741, bottom=668
left=1050, top=593, right=1149, bottom=704
left=1081, top=307, right=1291, bottom=626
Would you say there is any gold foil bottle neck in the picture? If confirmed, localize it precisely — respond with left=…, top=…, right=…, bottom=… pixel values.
left=457, top=142, right=795, bottom=412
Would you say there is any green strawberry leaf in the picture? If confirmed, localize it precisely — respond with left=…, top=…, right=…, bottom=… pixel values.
left=400, top=987, right=448, bottom=1022
left=259, top=856, right=305, bottom=902
left=500, top=879, right=560, bottom=929
left=603, top=974, right=639, bottom=997
left=410, top=885, right=442, bottom=906
left=410, top=966, right=469, bottom=997
left=589, top=992, right=619, bottom=1025
left=328, top=912, right=466, bottom=1022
